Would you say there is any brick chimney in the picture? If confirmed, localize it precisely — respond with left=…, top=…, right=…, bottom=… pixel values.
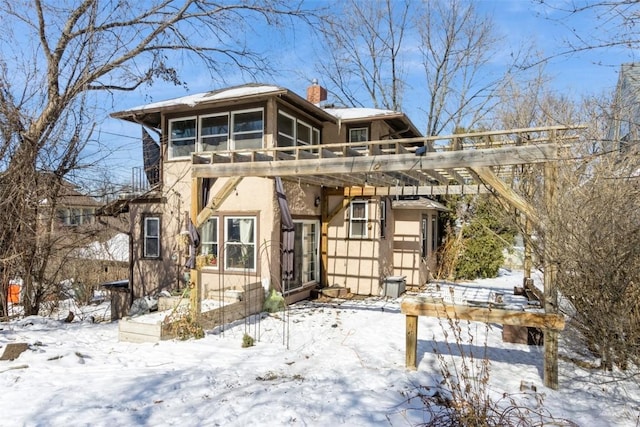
left=306, top=79, right=327, bottom=105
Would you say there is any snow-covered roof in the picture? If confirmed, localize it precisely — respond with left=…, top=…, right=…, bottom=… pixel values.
left=324, top=107, right=403, bottom=121
left=76, top=233, right=129, bottom=262
left=123, top=84, right=285, bottom=113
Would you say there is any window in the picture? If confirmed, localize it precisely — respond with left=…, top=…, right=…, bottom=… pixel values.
left=200, top=114, right=228, bottom=151
left=297, top=121, right=312, bottom=146
left=232, top=110, right=263, bottom=150
left=421, top=217, right=428, bottom=258
left=83, top=208, right=95, bottom=225
left=349, top=127, right=369, bottom=152
left=349, top=200, right=368, bottom=238
left=169, top=117, right=197, bottom=158
left=224, top=217, right=256, bottom=270
left=70, top=208, right=82, bottom=226
left=168, top=109, right=265, bottom=158
left=277, top=111, right=320, bottom=154
left=57, top=209, right=68, bottom=225
left=200, top=217, right=219, bottom=267
left=380, top=200, right=386, bottom=238
left=143, top=216, right=161, bottom=258
left=431, top=214, right=438, bottom=253
left=277, top=112, right=295, bottom=150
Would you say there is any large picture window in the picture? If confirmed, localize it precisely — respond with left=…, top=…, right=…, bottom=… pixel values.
left=167, top=109, right=264, bottom=159
left=224, top=217, right=256, bottom=270
left=169, top=117, right=197, bottom=158
left=143, top=216, right=161, bottom=258
left=349, top=200, right=368, bottom=239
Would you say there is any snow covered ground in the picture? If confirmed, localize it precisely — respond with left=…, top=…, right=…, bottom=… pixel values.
left=1, top=269, right=638, bottom=426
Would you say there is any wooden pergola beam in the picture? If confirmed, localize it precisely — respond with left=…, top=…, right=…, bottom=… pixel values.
left=191, top=144, right=559, bottom=179
left=325, top=184, right=490, bottom=197
left=195, top=176, right=243, bottom=228
left=471, top=166, right=540, bottom=226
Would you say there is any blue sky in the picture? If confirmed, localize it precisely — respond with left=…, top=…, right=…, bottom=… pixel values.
left=95, top=0, right=637, bottom=185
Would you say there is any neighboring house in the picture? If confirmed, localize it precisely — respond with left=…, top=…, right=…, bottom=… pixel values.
left=111, top=83, right=445, bottom=304
left=608, top=63, right=640, bottom=154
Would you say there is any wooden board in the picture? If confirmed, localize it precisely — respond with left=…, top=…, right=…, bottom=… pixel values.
left=400, top=298, right=565, bottom=330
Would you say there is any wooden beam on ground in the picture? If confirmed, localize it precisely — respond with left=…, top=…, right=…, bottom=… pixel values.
left=191, top=144, right=560, bottom=179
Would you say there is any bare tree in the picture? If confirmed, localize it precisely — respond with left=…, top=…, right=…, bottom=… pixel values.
left=0, top=0, right=318, bottom=316
left=313, top=0, right=410, bottom=110
left=416, top=0, right=518, bottom=136
left=535, top=0, right=640, bottom=61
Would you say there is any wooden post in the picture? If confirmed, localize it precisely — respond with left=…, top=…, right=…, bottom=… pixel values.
left=543, top=131, right=559, bottom=389
left=320, top=188, right=329, bottom=287
left=406, top=315, right=418, bottom=370
left=190, top=177, right=201, bottom=318
left=523, top=219, right=532, bottom=280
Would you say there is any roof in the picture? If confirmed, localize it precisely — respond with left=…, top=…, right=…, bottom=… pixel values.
left=111, top=83, right=337, bottom=128
left=325, top=107, right=422, bottom=138
left=391, top=197, right=448, bottom=211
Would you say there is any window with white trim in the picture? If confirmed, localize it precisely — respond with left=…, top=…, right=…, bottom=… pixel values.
left=224, top=216, right=256, bottom=270
left=349, top=200, right=368, bottom=238
left=232, top=109, right=263, bottom=150
left=277, top=111, right=320, bottom=153
left=200, top=217, right=219, bottom=267
left=277, top=111, right=295, bottom=149
left=349, top=127, right=369, bottom=152
left=167, top=108, right=264, bottom=159
left=56, top=207, right=95, bottom=226
left=200, top=114, right=228, bottom=152
left=143, top=216, right=161, bottom=258
left=169, top=117, right=197, bottom=158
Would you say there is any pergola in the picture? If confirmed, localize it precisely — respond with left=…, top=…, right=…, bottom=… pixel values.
left=188, top=124, right=581, bottom=389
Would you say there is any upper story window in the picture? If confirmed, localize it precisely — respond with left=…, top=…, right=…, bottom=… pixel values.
left=168, top=108, right=264, bottom=159
left=277, top=111, right=320, bottom=153
left=200, top=114, right=229, bottom=152
left=349, top=200, right=368, bottom=239
left=169, top=117, right=197, bottom=158
left=56, top=207, right=95, bottom=226
left=232, top=109, right=263, bottom=150
left=349, top=127, right=369, bottom=152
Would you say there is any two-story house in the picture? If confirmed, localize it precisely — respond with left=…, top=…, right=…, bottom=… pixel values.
left=110, top=83, right=445, bottom=306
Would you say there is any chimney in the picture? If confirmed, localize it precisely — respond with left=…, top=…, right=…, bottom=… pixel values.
left=306, top=79, right=327, bottom=105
